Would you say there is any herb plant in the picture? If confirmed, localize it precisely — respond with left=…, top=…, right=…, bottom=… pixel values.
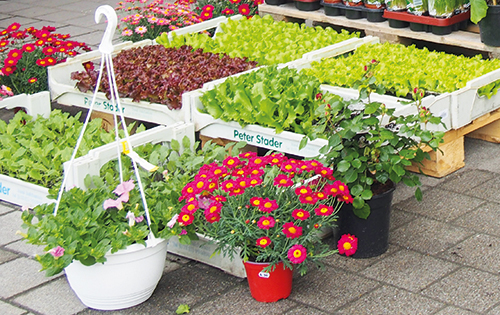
left=157, top=14, right=358, bottom=66
left=71, top=45, right=257, bottom=110
left=302, top=42, right=500, bottom=99
left=115, top=0, right=203, bottom=42
left=0, top=110, right=121, bottom=188
left=0, top=23, right=91, bottom=95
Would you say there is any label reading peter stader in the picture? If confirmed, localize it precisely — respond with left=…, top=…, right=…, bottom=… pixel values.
left=234, top=130, right=283, bottom=149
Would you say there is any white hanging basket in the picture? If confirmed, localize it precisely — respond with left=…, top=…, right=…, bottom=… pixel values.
left=64, top=237, right=168, bottom=310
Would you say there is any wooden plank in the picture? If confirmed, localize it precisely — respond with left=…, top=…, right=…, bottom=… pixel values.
left=258, top=3, right=500, bottom=58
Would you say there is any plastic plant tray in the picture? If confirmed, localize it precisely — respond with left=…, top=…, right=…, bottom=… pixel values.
left=383, top=10, right=470, bottom=35
left=321, top=1, right=386, bottom=22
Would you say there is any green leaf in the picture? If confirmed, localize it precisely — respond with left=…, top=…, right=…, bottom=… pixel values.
left=337, top=160, right=350, bottom=173
left=171, top=139, right=180, bottom=152
left=353, top=202, right=370, bottom=219
left=176, top=304, right=190, bottom=314
left=470, top=0, right=489, bottom=24
left=415, top=187, right=423, bottom=201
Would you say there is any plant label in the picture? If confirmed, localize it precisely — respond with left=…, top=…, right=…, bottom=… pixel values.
left=258, top=271, right=270, bottom=278
left=233, top=130, right=283, bottom=149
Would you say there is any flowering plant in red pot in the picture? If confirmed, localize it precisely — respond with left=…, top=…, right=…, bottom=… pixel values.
left=186, top=0, right=263, bottom=20
left=115, top=0, right=203, bottom=42
left=178, top=152, right=356, bottom=278
left=0, top=23, right=91, bottom=95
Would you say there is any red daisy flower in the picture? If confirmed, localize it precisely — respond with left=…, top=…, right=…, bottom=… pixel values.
left=248, top=176, right=262, bottom=187
left=315, top=191, right=328, bottom=200
left=246, top=167, right=264, bottom=177
left=4, top=57, right=18, bottom=67
left=35, top=30, right=50, bottom=39
left=211, top=166, right=227, bottom=178
left=222, top=156, right=242, bottom=169
left=214, top=195, right=227, bottom=203
left=181, top=201, right=198, bottom=214
left=6, top=22, right=21, bottom=33
left=250, top=197, right=263, bottom=207
left=1, top=66, right=16, bottom=75
left=338, top=194, right=354, bottom=204
left=180, top=182, right=197, bottom=198
left=28, top=77, right=38, bottom=84
left=229, top=187, right=245, bottom=196
left=316, top=166, right=333, bottom=178
left=202, top=4, right=215, bottom=11
left=274, top=174, right=293, bottom=187
left=236, top=177, right=250, bottom=189
left=230, top=0, right=241, bottom=3
left=0, top=40, right=8, bottom=48
left=292, top=209, right=310, bottom=221
left=258, top=198, right=278, bottom=213
left=238, top=151, right=256, bottom=159
left=314, top=204, right=334, bottom=216
left=288, top=244, right=307, bottom=264
left=282, top=222, right=302, bottom=239
left=281, top=162, right=296, bottom=173
left=8, top=49, right=22, bottom=60
left=205, top=211, right=220, bottom=223
left=256, top=236, right=271, bottom=248
left=178, top=212, right=194, bottom=226
left=221, top=179, right=237, bottom=192
left=257, top=216, right=275, bottom=229
left=323, top=182, right=340, bottom=197
left=21, top=43, right=35, bottom=53
left=299, top=194, right=318, bottom=204
left=295, top=186, right=312, bottom=196
left=232, top=168, right=246, bottom=177
left=248, top=156, right=267, bottom=168
left=66, top=50, right=77, bottom=56
left=338, top=234, right=358, bottom=256
left=45, top=56, right=57, bottom=65
left=268, top=153, right=286, bottom=166
left=193, top=178, right=209, bottom=193
left=35, top=39, right=45, bottom=46
left=42, top=46, right=55, bottom=55
left=204, top=201, right=222, bottom=215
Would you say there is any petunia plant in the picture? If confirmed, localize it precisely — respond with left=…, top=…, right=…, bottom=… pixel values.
left=0, top=23, right=91, bottom=95
left=177, top=152, right=356, bottom=275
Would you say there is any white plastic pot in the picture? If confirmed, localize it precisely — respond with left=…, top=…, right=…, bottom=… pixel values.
left=64, top=237, right=168, bottom=310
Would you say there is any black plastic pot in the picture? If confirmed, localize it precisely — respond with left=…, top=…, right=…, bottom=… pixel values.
left=295, top=0, right=321, bottom=10
left=338, top=184, right=395, bottom=258
left=265, top=0, right=288, bottom=5
left=479, top=5, right=500, bottom=47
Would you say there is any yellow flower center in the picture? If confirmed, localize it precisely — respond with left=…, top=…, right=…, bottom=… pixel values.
left=300, top=188, right=308, bottom=194
left=182, top=215, right=190, bottom=221
left=263, top=220, right=270, bottom=225
left=289, top=227, right=296, bottom=234
left=264, top=202, right=272, bottom=208
left=293, top=250, right=302, bottom=258
left=188, top=204, right=195, bottom=211
left=343, top=243, right=352, bottom=250
left=339, top=185, right=345, bottom=191
left=260, top=239, right=267, bottom=245
left=297, top=212, right=303, bottom=217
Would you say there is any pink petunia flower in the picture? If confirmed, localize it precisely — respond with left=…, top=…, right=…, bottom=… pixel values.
left=48, top=246, right=65, bottom=258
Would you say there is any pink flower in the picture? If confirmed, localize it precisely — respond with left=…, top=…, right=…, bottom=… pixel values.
left=103, top=198, right=123, bottom=210
left=135, top=26, right=147, bottom=34
left=180, top=229, right=187, bottom=235
left=282, top=222, right=302, bottom=239
left=113, top=180, right=135, bottom=196
left=122, top=29, right=133, bottom=36
left=167, top=214, right=179, bottom=228
left=292, top=209, right=310, bottom=221
left=338, top=234, right=358, bottom=256
left=257, top=216, right=275, bottom=229
left=48, top=246, right=65, bottom=258
left=126, top=211, right=137, bottom=226
left=256, top=236, right=271, bottom=248
left=288, top=244, right=306, bottom=264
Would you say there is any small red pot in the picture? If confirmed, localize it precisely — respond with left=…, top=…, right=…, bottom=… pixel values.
left=244, top=261, right=293, bottom=302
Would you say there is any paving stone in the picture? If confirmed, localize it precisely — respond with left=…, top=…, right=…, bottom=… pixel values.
left=8, top=6, right=55, bottom=18
left=0, top=248, right=19, bottom=264
left=40, top=10, right=90, bottom=24
left=0, top=202, right=16, bottom=215
left=487, top=303, right=500, bottom=314
left=5, top=240, right=45, bottom=259
left=434, top=305, right=478, bottom=315
left=390, top=208, right=419, bottom=231
left=463, top=138, right=500, bottom=175
left=0, top=2, right=32, bottom=14
left=290, top=266, right=379, bottom=313
left=440, top=169, right=497, bottom=194
left=361, top=249, right=458, bottom=293
left=336, top=285, right=444, bottom=315
left=56, top=25, right=97, bottom=38
left=0, top=300, right=27, bottom=315
left=0, top=212, right=25, bottom=246
left=284, top=305, right=330, bottom=315
left=0, top=257, right=59, bottom=299
left=397, top=187, right=484, bottom=223
left=13, top=278, right=86, bottom=315
left=390, top=216, right=474, bottom=255
left=440, top=234, right=500, bottom=274
left=392, top=182, right=429, bottom=205
left=34, top=0, right=81, bottom=8
left=422, top=267, right=500, bottom=313
left=323, top=243, right=401, bottom=273
left=0, top=17, right=40, bottom=29
left=469, top=177, right=500, bottom=204
left=453, top=202, right=500, bottom=237
left=190, top=284, right=297, bottom=315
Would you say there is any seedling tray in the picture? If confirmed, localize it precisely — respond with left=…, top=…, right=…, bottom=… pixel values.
left=383, top=10, right=470, bottom=35
left=321, top=1, right=386, bottom=22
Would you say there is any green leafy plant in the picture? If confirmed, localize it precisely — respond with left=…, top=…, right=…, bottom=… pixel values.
left=157, top=14, right=358, bottom=66
left=471, top=0, right=496, bottom=24
left=115, top=0, right=203, bottom=42
left=0, top=110, right=120, bottom=188
left=428, top=0, right=457, bottom=17
left=199, top=65, right=344, bottom=138
left=179, top=152, right=355, bottom=275
left=385, top=0, right=408, bottom=10
left=302, top=42, right=500, bottom=99
left=308, top=61, right=445, bottom=219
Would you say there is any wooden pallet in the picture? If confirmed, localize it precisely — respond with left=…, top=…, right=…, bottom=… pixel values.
left=408, top=108, right=500, bottom=177
left=258, top=3, right=500, bottom=59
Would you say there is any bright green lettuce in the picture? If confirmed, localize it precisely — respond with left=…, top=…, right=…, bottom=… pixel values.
left=302, top=42, right=500, bottom=98
left=157, top=14, right=358, bottom=65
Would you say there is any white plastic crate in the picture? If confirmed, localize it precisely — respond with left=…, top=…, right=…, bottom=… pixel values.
left=0, top=174, right=51, bottom=209
left=289, top=43, right=500, bottom=131
left=0, top=91, right=51, bottom=119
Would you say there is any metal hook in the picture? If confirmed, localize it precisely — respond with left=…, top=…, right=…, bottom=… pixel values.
left=95, top=5, right=117, bottom=54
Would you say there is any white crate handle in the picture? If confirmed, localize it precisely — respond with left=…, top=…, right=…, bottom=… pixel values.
left=465, top=67, right=500, bottom=90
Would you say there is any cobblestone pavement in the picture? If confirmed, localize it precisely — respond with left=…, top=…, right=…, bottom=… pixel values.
left=2, top=0, right=500, bottom=314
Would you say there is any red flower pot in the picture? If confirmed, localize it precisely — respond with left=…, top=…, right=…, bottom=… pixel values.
left=244, top=261, right=293, bottom=302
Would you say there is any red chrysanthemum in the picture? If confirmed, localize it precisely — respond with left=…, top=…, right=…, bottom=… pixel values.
left=8, top=49, right=22, bottom=60
left=35, top=29, right=50, bottom=39
left=229, top=0, right=241, bottom=3
left=1, top=66, right=16, bottom=75
left=281, top=161, right=296, bottom=173
left=45, top=56, right=56, bottom=65
left=232, top=168, right=246, bottom=177
left=6, top=22, right=21, bottom=33
left=28, top=77, right=38, bottom=84
left=239, top=151, right=257, bottom=159
left=256, top=236, right=271, bottom=248
left=288, top=244, right=307, bottom=264
left=295, top=186, right=312, bottom=196
left=292, top=209, right=310, bottom=221
left=254, top=0, right=264, bottom=5
left=258, top=198, right=278, bottom=213
left=246, top=167, right=264, bottom=177
left=316, top=166, right=333, bottom=178
left=248, top=156, right=267, bottom=168
left=34, top=39, right=45, bottom=46
left=178, top=212, right=194, bottom=226
left=21, top=43, right=35, bottom=53
left=274, top=174, right=293, bottom=187
left=323, top=182, right=340, bottom=197
left=200, top=10, right=213, bottom=20
left=202, top=4, right=215, bottom=11
left=268, top=153, right=286, bottom=166
left=222, top=156, right=242, bottom=169
left=211, top=166, right=227, bottom=178
left=250, top=197, right=263, bottom=207
left=299, top=194, right=318, bottom=205
left=221, top=179, right=237, bottom=192
left=4, top=57, right=18, bottom=67
left=229, top=187, right=245, bottom=196
left=0, top=40, right=8, bottom=48
left=257, top=216, right=275, bottom=229
left=204, top=201, right=222, bottom=215
left=214, top=195, right=227, bottom=203
left=338, top=234, right=358, bottom=256
left=205, top=211, right=221, bottom=223
left=314, top=204, right=334, bottom=216
left=181, top=201, right=198, bottom=214
left=338, top=194, right=354, bottom=204
left=315, top=191, right=327, bottom=200
left=282, top=222, right=302, bottom=239
left=192, top=178, right=209, bottom=193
